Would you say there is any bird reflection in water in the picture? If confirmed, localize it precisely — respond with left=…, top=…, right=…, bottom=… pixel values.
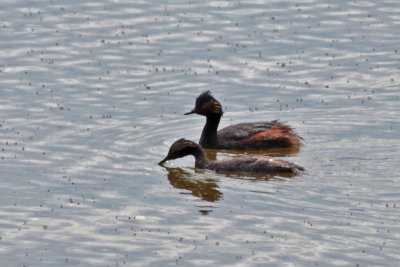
left=164, top=161, right=298, bottom=215
left=165, top=167, right=222, bottom=215
left=204, top=146, right=300, bottom=161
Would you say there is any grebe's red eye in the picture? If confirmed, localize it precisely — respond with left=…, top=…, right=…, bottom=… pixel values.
left=201, top=105, right=206, bottom=109
left=170, top=149, right=175, bottom=153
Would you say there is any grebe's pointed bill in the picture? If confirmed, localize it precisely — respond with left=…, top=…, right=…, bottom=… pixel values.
left=184, top=109, right=196, bottom=115
left=159, top=155, right=170, bottom=165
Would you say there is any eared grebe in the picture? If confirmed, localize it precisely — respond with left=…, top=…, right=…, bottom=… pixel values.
left=184, top=91, right=302, bottom=150
left=159, top=139, right=304, bottom=174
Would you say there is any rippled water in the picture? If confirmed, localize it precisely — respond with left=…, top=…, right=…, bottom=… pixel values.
left=1, top=0, right=399, bottom=266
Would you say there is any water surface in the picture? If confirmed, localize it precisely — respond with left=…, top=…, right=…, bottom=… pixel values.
left=0, top=0, right=399, bottom=266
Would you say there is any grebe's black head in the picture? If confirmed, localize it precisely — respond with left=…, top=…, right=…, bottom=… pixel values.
left=159, top=138, right=200, bottom=165
left=184, top=90, right=223, bottom=116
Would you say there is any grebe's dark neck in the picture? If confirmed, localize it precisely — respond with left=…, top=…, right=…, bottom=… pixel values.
left=190, top=143, right=208, bottom=168
left=199, top=114, right=221, bottom=148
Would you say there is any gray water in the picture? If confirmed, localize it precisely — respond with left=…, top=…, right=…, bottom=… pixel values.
left=1, top=0, right=399, bottom=266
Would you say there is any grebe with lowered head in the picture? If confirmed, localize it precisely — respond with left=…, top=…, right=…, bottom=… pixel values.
left=159, top=139, right=304, bottom=174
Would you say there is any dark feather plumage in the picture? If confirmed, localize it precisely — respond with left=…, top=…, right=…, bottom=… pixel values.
left=185, top=91, right=302, bottom=151
left=159, top=139, right=304, bottom=174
